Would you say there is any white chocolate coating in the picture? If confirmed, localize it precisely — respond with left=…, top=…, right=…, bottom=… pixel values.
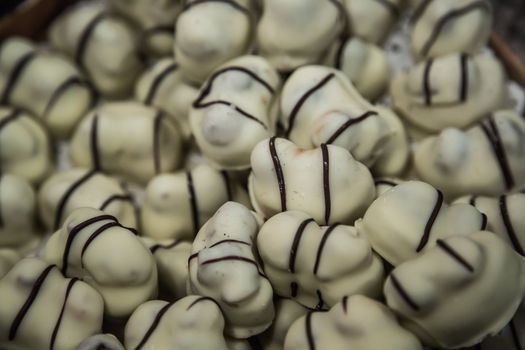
left=70, top=102, right=183, bottom=185
left=0, top=107, right=52, bottom=185
left=356, top=181, right=487, bottom=266
left=390, top=53, right=508, bottom=132
left=384, top=231, right=525, bottom=348
left=48, top=1, right=144, bottom=98
left=258, top=211, right=384, bottom=309
left=0, top=258, right=104, bottom=350
left=189, top=55, right=280, bottom=169
left=142, top=164, right=250, bottom=241
left=414, top=110, right=525, bottom=198
left=284, top=295, right=423, bottom=350
left=135, top=58, right=199, bottom=139
left=257, top=0, right=345, bottom=72
left=411, top=0, right=492, bottom=60
left=125, top=296, right=230, bottom=350
left=0, top=249, right=20, bottom=279
left=174, top=0, right=255, bottom=84
left=43, top=208, right=158, bottom=317
left=76, top=334, right=124, bottom=350
left=249, top=137, right=375, bottom=225
left=0, top=37, right=94, bottom=138
left=38, top=168, right=138, bottom=232
left=188, top=201, right=274, bottom=338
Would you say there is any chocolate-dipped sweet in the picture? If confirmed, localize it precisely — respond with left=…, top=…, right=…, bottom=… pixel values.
left=411, top=0, right=492, bottom=60
left=414, top=110, right=525, bottom=198
left=249, top=137, right=375, bottom=225
left=188, top=201, right=274, bottom=338
left=0, top=37, right=94, bottom=138
left=284, top=295, right=423, bottom=350
left=43, top=208, right=158, bottom=317
left=69, top=102, right=182, bottom=185
left=38, top=168, right=139, bottom=232
left=257, top=0, right=346, bottom=72
left=48, top=1, right=144, bottom=98
left=257, top=211, right=384, bottom=309
left=356, top=181, right=487, bottom=266
left=384, top=231, right=525, bottom=348
left=0, top=107, right=52, bottom=185
left=390, top=52, right=508, bottom=132
left=0, top=258, right=104, bottom=350
left=190, top=55, right=281, bottom=169
left=142, top=164, right=250, bottom=241
left=0, top=249, right=20, bottom=279
left=76, top=334, right=125, bottom=350
left=280, top=66, right=409, bottom=176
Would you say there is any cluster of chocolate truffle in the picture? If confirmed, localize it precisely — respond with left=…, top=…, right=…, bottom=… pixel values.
left=0, top=0, right=524, bottom=349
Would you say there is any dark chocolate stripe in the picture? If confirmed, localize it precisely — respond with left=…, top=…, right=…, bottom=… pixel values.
left=193, top=100, right=268, bottom=128
left=342, top=295, right=348, bottom=314
left=49, top=278, right=79, bottom=350
left=285, top=73, right=335, bottom=137
left=200, top=255, right=259, bottom=268
left=499, top=195, right=524, bottom=256
left=186, top=296, right=220, bottom=310
left=469, top=195, right=478, bottom=206
left=80, top=221, right=121, bottom=266
left=186, top=171, right=199, bottom=235
left=133, top=302, right=174, bottom=350
left=9, top=265, right=55, bottom=340
left=480, top=118, right=514, bottom=189
left=209, top=239, right=250, bottom=249
left=374, top=179, right=399, bottom=187
left=153, top=112, right=164, bottom=174
left=0, top=109, right=21, bottom=131
left=423, top=59, right=434, bottom=106
left=75, top=13, right=108, bottom=67
left=480, top=213, right=487, bottom=230
left=390, top=274, right=420, bottom=311
left=150, top=240, right=181, bottom=254
left=99, top=194, right=134, bottom=211
left=1, top=51, right=38, bottom=104
left=420, top=1, right=491, bottom=57
left=373, top=0, right=401, bottom=17
left=321, top=144, right=331, bottom=225
left=411, top=0, right=434, bottom=24
left=289, top=218, right=315, bottom=272
left=290, top=282, right=299, bottom=297
left=42, top=77, right=89, bottom=119
left=334, top=38, right=348, bottom=69
left=459, top=53, right=469, bottom=102
left=416, top=189, right=443, bottom=252
left=53, top=170, right=97, bottom=231
left=220, top=170, right=233, bottom=201
left=436, top=239, right=474, bottom=272
left=509, top=320, right=523, bottom=350
left=182, top=0, right=250, bottom=15
left=313, top=224, right=340, bottom=275
left=325, top=111, right=378, bottom=144
left=188, top=252, right=199, bottom=263
left=305, top=312, right=315, bottom=350
left=269, top=137, right=287, bottom=211
left=144, top=63, right=178, bottom=105
left=90, top=115, right=101, bottom=171
left=314, top=290, right=325, bottom=310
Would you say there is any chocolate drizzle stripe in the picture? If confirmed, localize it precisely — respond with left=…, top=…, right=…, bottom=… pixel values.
left=423, top=59, right=434, bottom=106
left=469, top=195, right=478, bottom=206
left=186, top=296, right=220, bottom=311
left=220, top=170, right=233, bottom=201
left=314, top=290, right=325, bottom=310
left=285, top=73, right=335, bottom=137
left=436, top=239, right=474, bottom=272
left=75, top=13, right=108, bottom=67
left=182, top=0, right=250, bottom=15
left=420, top=1, right=491, bottom=57
left=342, top=295, right=348, bottom=314
left=209, top=239, right=250, bottom=249
left=411, top=0, right=434, bottom=24
left=289, top=218, right=315, bottom=272
left=334, top=38, right=348, bottom=69
left=144, top=63, right=178, bottom=105
left=499, top=195, right=524, bottom=256
left=99, top=194, right=134, bottom=211
left=186, top=171, right=199, bottom=235
left=80, top=221, right=121, bottom=266
left=188, top=252, right=199, bottom=263
left=313, top=224, right=340, bottom=275
left=0, top=109, right=21, bottom=131
left=200, top=256, right=260, bottom=270
left=133, top=302, right=174, bottom=350
left=1, top=51, right=38, bottom=104
left=390, top=274, right=420, bottom=311
left=9, top=265, right=56, bottom=340
left=374, top=179, right=399, bottom=187
left=509, top=319, right=523, bottom=350
left=480, top=213, right=487, bottom=230
left=480, top=119, right=514, bottom=189
left=325, top=111, right=378, bottom=144
left=49, top=278, right=79, bottom=350
left=43, top=77, right=88, bottom=119
left=305, top=312, right=315, bottom=350
left=90, top=115, right=101, bottom=171
left=321, top=144, right=331, bottom=224
left=373, top=0, right=401, bottom=17
left=194, top=100, right=268, bottom=128
left=459, top=53, right=469, bottom=102
left=269, top=137, right=287, bottom=211
left=153, top=112, right=164, bottom=174
left=150, top=240, right=181, bottom=254
left=53, top=170, right=97, bottom=231
left=290, top=282, right=299, bottom=297
left=416, top=189, right=443, bottom=252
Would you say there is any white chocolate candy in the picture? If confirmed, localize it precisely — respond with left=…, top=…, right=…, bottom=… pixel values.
left=125, top=296, right=230, bottom=350
left=189, top=55, right=280, bottom=169
left=414, top=110, right=525, bottom=198
left=188, top=201, right=274, bottom=338
left=0, top=107, right=52, bottom=185
left=284, top=295, right=423, bottom=350
left=257, top=0, right=345, bottom=72
left=249, top=137, right=375, bottom=225
left=390, top=53, right=508, bottom=132
left=135, top=58, right=199, bottom=139
left=384, top=231, right=525, bottom=348
left=142, top=164, right=250, bottom=241
left=356, top=181, right=487, bottom=266
left=70, top=102, right=183, bottom=185
left=258, top=211, right=384, bottom=309
left=0, top=37, right=94, bottom=138
left=174, top=0, right=255, bottom=84
left=411, top=0, right=492, bottom=60
left=38, top=168, right=138, bottom=232
left=76, top=334, right=125, bottom=350
left=48, top=1, right=144, bottom=98
left=43, top=208, right=158, bottom=317
left=0, top=258, right=104, bottom=350
left=280, top=66, right=409, bottom=176
left=0, top=249, right=20, bottom=279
